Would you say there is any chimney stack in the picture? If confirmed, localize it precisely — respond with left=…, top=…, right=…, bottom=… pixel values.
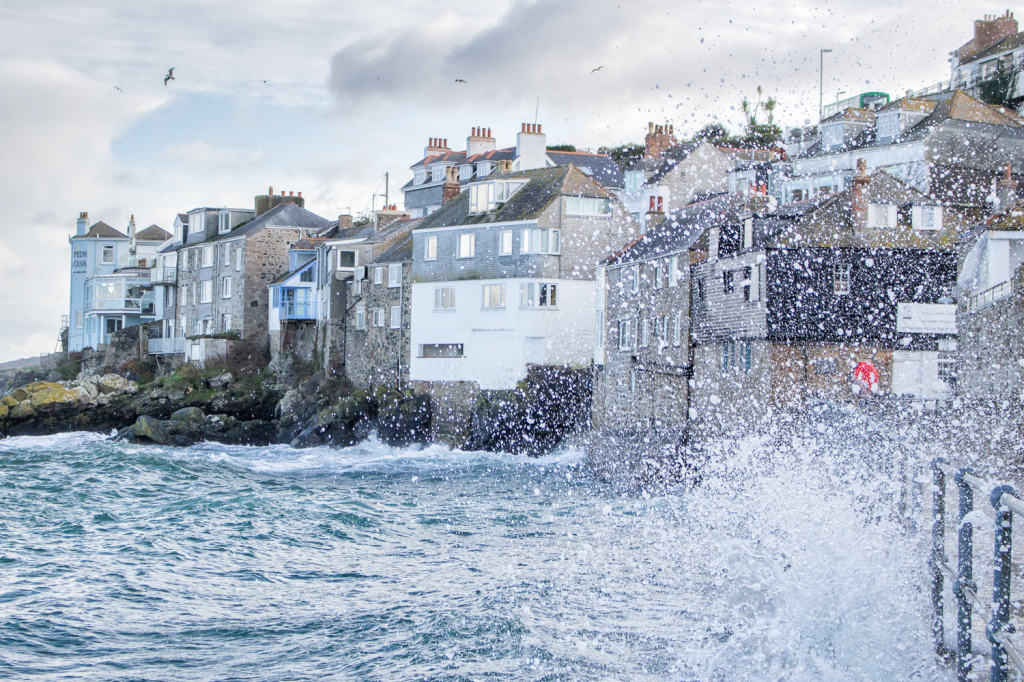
left=442, top=166, right=461, bottom=204
left=255, top=187, right=306, bottom=216
left=338, top=213, right=352, bottom=231
left=998, top=163, right=1016, bottom=208
left=852, top=158, right=870, bottom=228
left=76, top=211, right=88, bottom=236
left=644, top=120, right=677, bottom=159
left=467, top=125, right=496, bottom=156
left=128, top=214, right=136, bottom=239
left=516, top=122, right=547, bottom=170
left=424, top=136, right=450, bottom=157
left=960, top=11, right=1018, bottom=61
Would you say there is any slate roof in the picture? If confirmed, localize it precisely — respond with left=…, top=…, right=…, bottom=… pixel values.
left=546, top=151, right=624, bottom=189
left=410, top=150, right=467, bottom=169
left=373, top=233, right=413, bottom=263
left=414, top=166, right=612, bottom=231
left=135, top=224, right=172, bottom=242
left=268, top=258, right=316, bottom=286
left=160, top=203, right=332, bottom=252
left=959, top=32, right=1024, bottom=66
left=71, top=221, right=128, bottom=240
left=604, top=194, right=749, bottom=265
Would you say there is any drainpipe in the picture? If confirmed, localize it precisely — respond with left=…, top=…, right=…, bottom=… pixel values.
left=397, top=264, right=404, bottom=390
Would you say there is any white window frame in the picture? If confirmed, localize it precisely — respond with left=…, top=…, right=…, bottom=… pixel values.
left=222, top=276, right=231, bottom=298
left=640, top=319, right=650, bottom=348
left=189, top=212, right=205, bottom=234
left=222, top=243, right=230, bottom=265
left=75, top=311, right=83, bottom=328
left=388, top=264, right=402, bottom=288
left=425, top=236, right=438, bottom=261
left=482, top=283, right=506, bottom=309
left=202, top=246, right=213, bottom=268
left=565, top=196, right=611, bottom=216
left=222, top=313, right=232, bottom=332
left=235, top=247, right=242, bottom=271
left=434, top=287, right=455, bottom=311
left=519, top=282, right=558, bottom=309
left=669, top=255, right=679, bottom=287
left=500, top=230, right=513, bottom=256
left=672, top=312, right=681, bottom=346
left=390, top=305, right=401, bottom=329
left=218, top=213, right=230, bottom=234
left=414, top=169, right=427, bottom=185
left=834, top=263, right=851, bottom=295
left=200, top=280, right=213, bottom=303
left=353, top=278, right=362, bottom=296
left=867, top=204, right=897, bottom=229
left=355, top=306, right=366, bottom=330
left=101, top=246, right=114, bottom=264
left=631, top=264, right=640, bottom=294
left=521, top=228, right=560, bottom=255
left=458, top=233, right=475, bottom=259
left=654, top=260, right=664, bottom=289
left=618, top=319, right=632, bottom=351
left=912, top=205, right=942, bottom=231
left=374, top=266, right=383, bottom=285
left=743, top=218, right=753, bottom=250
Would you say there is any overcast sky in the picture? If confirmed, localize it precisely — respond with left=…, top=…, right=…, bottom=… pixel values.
left=0, top=0, right=1001, bottom=361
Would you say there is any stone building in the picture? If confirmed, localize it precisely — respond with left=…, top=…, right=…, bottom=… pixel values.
left=687, top=162, right=964, bottom=435
left=344, top=234, right=413, bottom=390
left=163, top=191, right=330, bottom=362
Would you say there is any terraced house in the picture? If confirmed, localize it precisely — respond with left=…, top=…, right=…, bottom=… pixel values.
left=161, top=189, right=331, bottom=363
left=407, top=163, right=639, bottom=405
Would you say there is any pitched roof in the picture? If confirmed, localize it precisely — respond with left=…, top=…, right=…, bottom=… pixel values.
left=411, top=150, right=467, bottom=168
left=71, top=221, right=128, bottom=240
left=546, top=151, right=624, bottom=189
left=820, top=107, right=877, bottom=125
left=605, top=194, right=749, bottom=265
left=414, top=166, right=611, bottom=230
left=134, top=224, right=172, bottom=242
left=160, top=203, right=332, bottom=252
left=959, top=32, right=1024, bottom=66
left=373, top=234, right=413, bottom=263
left=917, top=89, right=1024, bottom=128
left=268, top=258, right=316, bottom=286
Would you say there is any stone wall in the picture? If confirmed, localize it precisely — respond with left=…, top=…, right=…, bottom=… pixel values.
left=242, top=229, right=306, bottom=342
left=103, top=323, right=161, bottom=370
left=346, top=263, right=411, bottom=390
left=409, top=379, right=480, bottom=446
left=958, top=269, right=1024, bottom=402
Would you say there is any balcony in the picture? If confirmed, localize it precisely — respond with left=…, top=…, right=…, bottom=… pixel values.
left=280, top=300, right=317, bottom=321
left=154, top=267, right=177, bottom=284
left=148, top=337, right=186, bottom=355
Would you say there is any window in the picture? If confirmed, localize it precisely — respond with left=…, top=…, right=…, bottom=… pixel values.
left=648, top=196, right=664, bottom=212
left=106, top=318, right=122, bottom=335
left=877, top=113, right=899, bottom=140
left=618, top=319, right=632, bottom=351
left=834, top=264, right=851, bottom=295
left=500, top=231, right=513, bottom=255
left=669, top=255, right=679, bottom=287
left=722, top=340, right=753, bottom=372
left=102, top=246, right=114, bottom=264
left=434, top=287, right=455, bottom=310
left=425, top=237, right=437, bottom=260
left=235, top=247, right=242, bottom=271
left=96, top=282, right=121, bottom=299
left=222, top=276, right=231, bottom=298
left=640, top=319, right=650, bottom=348
left=743, top=218, right=753, bottom=250
left=200, top=280, right=212, bottom=303
left=723, top=270, right=734, bottom=294
left=469, top=183, right=494, bottom=214
left=697, top=277, right=705, bottom=303
left=868, top=204, right=897, bottom=228
left=75, top=311, right=83, bottom=328
left=221, top=313, right=232, bottom=332
left=415, top=169, right=427, bottom=185
left=374, top=266, right=383, bottom=285
left=218, top=213, right=230, bottom=234
left=337, top=250, right=356, bottom=268
left=189, top=212, right=205, bottom=234
left=193, top=319, right=203, bottom=336
left=459, top=165, right=473, bottom=181
left=390, top=305, right=401, bottom=329
left=521, top=228, right=560, bottom=254
left=743, top=266, right=759, bottom=302
left=520, top=283, right=558, bottom=308
left=458, top=233, right=475, bottom=258
left=353, top=278, right=362, bottom=296
left=565, top=196, right=611, bottom=215
left=300, top=267, right=314, bottom=282
left=913, top=205, right=942, bottom=231
left=631, top=264, right=640, bottom=293
left=432, top=166, right=445, bottom=182
left=388, top=264, right=402, bottom=287
left=821, top=123, right=843, bottom=149
left=164, top=287, right=174, bottom=308
left=482, top=284, right=506, bottom=309
left=202, top=246, right=213, bottom=267
left=421, top=343, right=463, bottom=358
left=672, top=312, right=681, bottom=346
left=374, top=309, right=386, bottom=327
left=355, top=306, right=366, bottom=330
left=222, top=243, right=230, bottom=265
left=654, top=260, right=664, bottom=289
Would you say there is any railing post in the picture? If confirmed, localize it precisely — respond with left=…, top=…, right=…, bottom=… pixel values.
left=989, top=484, right=1016, bottom=682
left=955, top=468, right=976, bottom=682
left=931, top=457, right=948, bottom=656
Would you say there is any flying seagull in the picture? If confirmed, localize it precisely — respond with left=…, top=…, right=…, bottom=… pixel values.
left=455, top=79, right=466, bottom=83
left=260, top=80, right=271, bottom=84
left=591, top=66, right=604, bottom=73
left=164, top=68, right=175, bottom=86
left=114, top=86, right=122, bottom=93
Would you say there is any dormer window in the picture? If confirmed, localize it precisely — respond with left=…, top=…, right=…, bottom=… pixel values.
left=867, top=203, right=897, bottom=229
left=414, top=169, right=427, bottom=185
left=468, top=181, right=527, bottom=214
left=188, top=212, right=205, bottom=234
left=218, top=212, right=230, bottom=234
left=477, top=161, right=492, bottom=177
left=565, top=196, right=611, bottom=216
left=821, top=123, right=843, bottom=149
left=431, top=166, right=445, bottom=182
left=912, top=205, right=942, bottom=231
left=459, top=165, right=473, bottom=181
left=877, top=113, right=899, bottom=141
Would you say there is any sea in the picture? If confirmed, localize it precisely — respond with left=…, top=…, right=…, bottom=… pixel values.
left=0, top=431, right=948, bottom=681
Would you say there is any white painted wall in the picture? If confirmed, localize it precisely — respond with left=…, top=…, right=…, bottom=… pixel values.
left=409, top=278, right=596, bottom=390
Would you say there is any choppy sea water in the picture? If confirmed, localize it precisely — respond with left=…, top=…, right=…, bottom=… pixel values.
left=0, top=432, right=947, bottom=681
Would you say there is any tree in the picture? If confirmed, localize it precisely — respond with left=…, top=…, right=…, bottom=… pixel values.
left=978, top=61, right=1020, bottom=108
left=547, top=144, right=577, bottom=152
left=737, top=86, right=783, bottom=148
left=694, top=123, right=729, bottom=144
left=598, top=143, right=645, bottom=171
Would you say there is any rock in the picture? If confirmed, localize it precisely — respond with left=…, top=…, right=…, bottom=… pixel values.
left=1, top=395, right=18, bottom=408
left=220, top=419, right=275, bottom=446
left=208, top=373, right=233, bottom=390
left=132, top=415, right=170, bottom=444
left=10, top=402, right=36, bottom=420
left=46, top=370, right=62, bottom=382
left=11, top=381, right=63, bottom=402
left=168, top=391, right=185, bottom=401
left=97, top=374, right=137, bottom=395
left=169, top=407, right=205, bottom=424
left=378, top=392, right=432, bottom=446
left=0, top=403, right=7, bottom=420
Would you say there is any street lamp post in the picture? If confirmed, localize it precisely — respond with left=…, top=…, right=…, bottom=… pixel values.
left=820, top=48, right=833, bottom=122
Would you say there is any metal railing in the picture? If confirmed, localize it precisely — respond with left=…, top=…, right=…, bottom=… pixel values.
left=967, top=281, right=1012, bottom=312
left=931, top=458, right=1024, bottom=681
left=148, top=337, right=186, bottom=355
left=280, top=300, right=317, bottom=320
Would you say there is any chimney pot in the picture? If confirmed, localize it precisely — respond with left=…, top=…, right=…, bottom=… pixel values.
left=289, top=191, right=293, bottom=197
left=269, top=186, right=273, bottom=195
left=487, top=128, right=491, bottom=137
left=281, top=191, right=285, bottom=196
left=298, top=191, right=302, bottom=198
